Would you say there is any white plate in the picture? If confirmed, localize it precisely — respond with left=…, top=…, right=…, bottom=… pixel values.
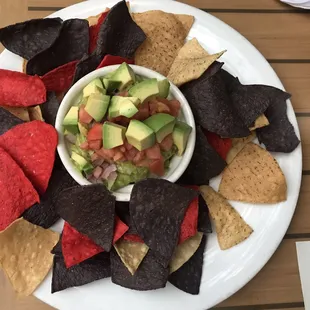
left=0, top=1, right=302, bottom=309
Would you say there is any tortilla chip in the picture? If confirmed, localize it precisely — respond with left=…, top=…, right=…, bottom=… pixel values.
left=170, top=232, right=203, bottom=273
left=174, top=14, right=194, bottom=36
left=198, top=195, right=212, bottom=234
left=22, top=59, right=27, bottom=73
left=114, top=239, right=149, bottom=275
left=86, top=12, right=104, bottom=26
left=28, top=106, right=44, bottom=121
left=0, top=218, right=59, bottom=296
left=199, top=186, right=253, bottom=250
left=250, top=114, right=269, bottom=131
left=219, top=143, right=287, bottom=203
left=1, top=106, right=29, bottom=121
left=133, top=11, right=193, bottom=76
left=0, top=107, right=24, bottom=135
left=226, top=132, right=256, bottom=164
left=168, top=38, right=224, bottom=86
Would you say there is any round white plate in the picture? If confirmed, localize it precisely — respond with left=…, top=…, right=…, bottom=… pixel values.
left=0, top=1, right=302, bottom=309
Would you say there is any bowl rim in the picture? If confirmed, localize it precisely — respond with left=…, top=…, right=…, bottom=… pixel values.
left=55, top=64, right=196, bottom=201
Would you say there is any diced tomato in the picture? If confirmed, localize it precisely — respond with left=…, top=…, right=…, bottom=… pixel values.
left=157, top=102, right=170, bottom=113
left=119, top=146, right=126, bottom=153
left=159, top=134, right=173, bottom=151
left=149, top=100, right=158, bottom=116
left=124, top=140, right=133, bottom=151
left=80, top=141, right=89, bottom=150
left=114, top=151, right=125, bottom=162
left=96, top=147, right=115, bottom=160
left=87, top=123, right=103, bottom=141
left=79, top=104, right=93, bottom=124
left=125, top=147, right=138, bottom=161
left=88, top=139, right=102, bottom=150
left=133, top=151, right=145, bottom=163
left=145, top=144, right=162, bottom=160
left=157, top=97, right=181, bottom=117
left=149, top=157, right=165, bottom=176
left=136, top=159, right=151, bottom=168
left=132, top=102, right=150, bottom=121
left=91, top=152, right=100, bottom=162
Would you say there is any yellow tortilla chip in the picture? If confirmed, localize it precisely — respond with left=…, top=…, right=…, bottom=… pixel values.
left=22, top=59, right=27, bottom=74
left=226, top=132, right=256, bottom=164
left=28, top=106, right=44, bottom=121
left=219, top=143, right=287, bottom=203
left=170, top=232, right=203, bottom=273
left=133, top=11, right=194, bottom=76
left=200, top=186, right=253, bottom=250
left=167, top=38, right=225, bottom=86
left=86, top=8, right=110, bottom=26
left=174, top=14, right=195, bottom=37
left=1, top=106, right=30, bottom=121
left=0, top=218, right=59, bottom=296
left=114, top=239, right=149, bottom=275
left=249, top=114, right=269, bottom=131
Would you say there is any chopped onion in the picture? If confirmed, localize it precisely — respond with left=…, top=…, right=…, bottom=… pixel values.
left=101, top=164, right=117, bottom=180
left=65, top=133, right=77, bottom=144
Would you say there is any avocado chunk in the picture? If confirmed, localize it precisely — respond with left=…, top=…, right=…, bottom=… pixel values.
left=74, top=134, right=90, bottom=160
left=144, top=113, right=176, bottom=143
left=63, top=106, right=79, bottom=135
left=78, top=122, right=88, bottom=137
left=103, top=78, right=121, bottom=94
left=110, top=63, right=136, bottom=91
left=71, top=151, right=93, bottom=174
left=125, top=120, right=155, bottom=151
left=83, top=78, right=105, bottom=97
left=158, top=79, right=170, bottom=98
left=128, top=78, right=159, bottom=104
left=172, top=121, right=192, bottom=156
left=108, top=96, right=140, bottom=118
left=85, top=93, right=110, bottom=122
left=103, top=121, right=126, bottom=149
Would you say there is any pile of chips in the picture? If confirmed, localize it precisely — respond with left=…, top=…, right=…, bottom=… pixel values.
left=0, top=0, right=300, bottom=299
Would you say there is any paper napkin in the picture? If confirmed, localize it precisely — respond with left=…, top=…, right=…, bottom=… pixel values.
left=281, top=0, right=310, bottom=9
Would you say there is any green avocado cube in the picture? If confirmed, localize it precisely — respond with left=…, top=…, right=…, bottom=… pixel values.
left=110, top=63, right=136, bottom=91
left=103, top=121, right=126, bottom=149
left=172, top=121, right=192, bottom=156
left=158, top=79, right=170, bottom=98
left=83, top=78, right=105, bottom=97
left=103, top=78, right=121, bottom=94
left=144, top=113, right=176, bottom=143
left=63, top=106, right=79, bottom=135
left=71, top=151, right=93, bottom=173
left=85, top=93, right=110, bottom=122
left=128, top=78, right=159, bottom=104
left=125, top=120, right=155, bottom=151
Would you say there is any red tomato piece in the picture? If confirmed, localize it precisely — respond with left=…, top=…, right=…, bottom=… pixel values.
left=114, top=151, right=125, bottom=162
left=96, top=147, right=115, bottom=160
left=157, top=97, right=181, bottom=117
left=136, top=159, right=151, bottom=168
left=132, top=102, right=150, bottom=121
left=88, top=139, right=102, bottom=150
left=145, top=144, right=162, bottom=160
left=79, top=104, right=93, bottom=124
left=80, top=141, right=89, bottom=150
left=133, top=151, right=145, bottom=163
left=149, top=157, right=165, bottom=176
left=87, top=123, right=103, bottom=141
left=124, top=140, right=133, bottom=151
left=159, top=134, right=173, bottom=151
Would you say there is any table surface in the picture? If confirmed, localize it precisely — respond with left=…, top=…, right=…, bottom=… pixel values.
left=0, top=0, right=309, bottom=309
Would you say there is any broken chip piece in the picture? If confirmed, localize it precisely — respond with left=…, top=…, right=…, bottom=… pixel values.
left=219, top=143, right=287, bottom=203
left=0, top=107, right=24, bottom=135
left=200, top=186, right=253, bottom=250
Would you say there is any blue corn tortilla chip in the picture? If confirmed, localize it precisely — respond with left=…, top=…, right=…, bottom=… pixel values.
left=181, top=62, right=249, bottom=138
left=52, top=251, right=111, bottom=293
left=40, top=92, right=59, bottom=126
left=27, top=19, right=89, bottom=76
left=0, top=107, right=24, bottom=135
left=0, top=18, right=62, bottom=60
left=218, top=68, right=240, bottom=93
left=230, top=84, right=287, bottom=128
left=115, top=201, right=137, bottom=235
left=111, top=249, right=169, bottom=291
left=130, top=179, right=198, bottom=267
left=178, top=127, right=227, bottom=185
left=55, top=184, right=115, bottom=251
left=23, top=168, right=77, bottom=229
left=51, top=235, right=62, bottom=255
left=169, top=235, right=206, bottom=295
left=256, top=91, right=300, bottom=153
left=198, top=195, right=212, bottom=234
left=95, top=0, right=146, bottom=59
left=71, top=53, right=102, bottom=85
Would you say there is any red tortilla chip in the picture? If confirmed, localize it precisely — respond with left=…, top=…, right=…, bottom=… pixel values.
left=62, top=216, right=128, bottom=268
left=0, top=148, right=39, bottom=231
left=89, top=11, right=109, bottom=54
left=41, top=61, right=78, bottom=93
left=204, top=130, right=232, bottom=160
left=179, top=194, right=199, bottom=244
left=97, top=54, right=134, bottom=69
left=0, top=121, right=58, bottom=194
left=0, top=69, right=46, bottom=107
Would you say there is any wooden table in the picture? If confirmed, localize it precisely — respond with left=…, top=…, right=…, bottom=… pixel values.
left=0, top=0, right=309, bottom=309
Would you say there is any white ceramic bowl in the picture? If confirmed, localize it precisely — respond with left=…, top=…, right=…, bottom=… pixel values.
left=55, top=64, right=196, bottom=201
